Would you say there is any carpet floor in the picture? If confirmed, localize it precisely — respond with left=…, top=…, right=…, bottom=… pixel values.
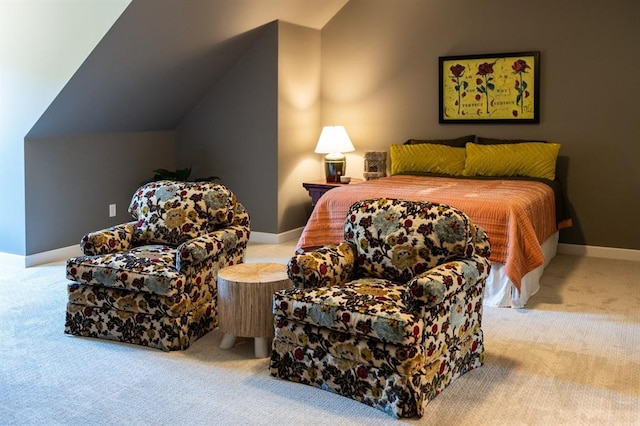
left=1, top=242, right=638, bottom=425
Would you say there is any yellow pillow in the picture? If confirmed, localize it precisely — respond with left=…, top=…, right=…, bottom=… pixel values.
left=390, top=143, right=466, bottom=176
left=463, top=142, right=560, bottom=180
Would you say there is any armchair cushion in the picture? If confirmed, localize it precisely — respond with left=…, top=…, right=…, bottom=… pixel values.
left=129, top=180, right=236, bottom=246
left=274, top=278, right=424, bottom=346
left=67, top=245, right=185, bottom=297
left=344, top=199, right=476, bottom=283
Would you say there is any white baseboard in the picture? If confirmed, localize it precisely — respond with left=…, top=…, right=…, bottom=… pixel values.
left=10, top=238, right=634, bottom=268
left=558, top=243, right=640, bottom=262
left=26, top=245, right=82, bottom=267
left=249, top=227, right=303, bottom=244
left=0, top=245, right=81, bottom=268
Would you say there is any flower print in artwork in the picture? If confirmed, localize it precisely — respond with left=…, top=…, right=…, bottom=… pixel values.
left=449, top=64, right=468, bottom=115
left=475, top=62, right=496, bottom=115
left=440, top=52, right=539, bottom=122
left=512, top=59, right=531, bottom=117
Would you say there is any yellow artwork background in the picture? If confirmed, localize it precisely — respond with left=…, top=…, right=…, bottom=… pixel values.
left=442, top=54, right=536, bottom=121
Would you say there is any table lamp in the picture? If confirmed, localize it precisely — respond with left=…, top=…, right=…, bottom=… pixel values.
left=314, top=126, right=355, bottom=182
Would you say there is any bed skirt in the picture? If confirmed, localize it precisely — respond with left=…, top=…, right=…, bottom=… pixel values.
left=484, top=232, right=559, bottom=308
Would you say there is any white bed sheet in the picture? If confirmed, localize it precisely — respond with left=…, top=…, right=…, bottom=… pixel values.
left=483, top=232, right=559, bottom=308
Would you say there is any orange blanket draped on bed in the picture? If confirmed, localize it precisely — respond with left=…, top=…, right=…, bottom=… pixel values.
left=297, top=175, right=563, bottom=291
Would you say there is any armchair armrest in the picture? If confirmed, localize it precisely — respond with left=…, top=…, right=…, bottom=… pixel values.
left=404, top=255, right=491, bottom=312
left=287, top=242, right=356, bottom=289
left=474, top=225, right=491, bottom=260
left=175, top=224, right=250, bottom=272
left=80, top=222, right=136, bottom=256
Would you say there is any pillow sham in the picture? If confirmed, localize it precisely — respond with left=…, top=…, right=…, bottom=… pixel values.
left=463, top=142, right=560, bottom=180
left=404, top=134, right=475, bottom=147
left=476, top=136, right=546, bottom=144
left=390, top=143, right=466, bottom=176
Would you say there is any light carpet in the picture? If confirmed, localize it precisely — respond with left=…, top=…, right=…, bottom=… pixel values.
left=1, top=242, right=638, bottom=425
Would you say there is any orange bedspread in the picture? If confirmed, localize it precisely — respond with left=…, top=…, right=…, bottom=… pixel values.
left=298, top=175, right=560, bottom=291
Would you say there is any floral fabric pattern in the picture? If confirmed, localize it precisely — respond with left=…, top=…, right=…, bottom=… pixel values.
left=67, top=280, right=213, bottom=318
left=68, top=245, right=186, bottom=297
left=272, top=281, right=485, bottom=418
left=129, top=180, right=236, bottom=246
left=81, top=222, right=136, bottom=256
left=275, top=278, right=423, bottom=346
left=270, top=198, right=489, bottom=418
left=66, top=296, right=216, bottom=352
left=344, top=198, right=477, bottom=283
left=405, top=257, right=490, bottom=312
left=194, top=201, right=251, bottom=271
left=287, top=242, right=355, bottom=289
left=65, top=180, right=249, bottom=351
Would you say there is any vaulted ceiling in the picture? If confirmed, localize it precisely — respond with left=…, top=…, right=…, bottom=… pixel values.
left=27, top=0, right=348, bottom=137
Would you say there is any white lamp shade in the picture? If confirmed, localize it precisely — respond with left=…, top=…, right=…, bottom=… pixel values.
left=314, top=126, right=355, bottom=154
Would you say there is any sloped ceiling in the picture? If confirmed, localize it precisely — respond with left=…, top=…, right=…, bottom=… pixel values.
left=27, top=0, right=348, bottom=137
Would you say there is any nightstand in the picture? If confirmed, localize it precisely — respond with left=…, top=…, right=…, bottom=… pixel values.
left=303, top=179, right=363, bottom=207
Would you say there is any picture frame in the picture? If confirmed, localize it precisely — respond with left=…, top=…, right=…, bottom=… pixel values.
left=439, top=51, right=540, bottom=124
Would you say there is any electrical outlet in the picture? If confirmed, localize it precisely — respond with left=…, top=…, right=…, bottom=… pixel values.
left=109, top=204, right=117, bottom=217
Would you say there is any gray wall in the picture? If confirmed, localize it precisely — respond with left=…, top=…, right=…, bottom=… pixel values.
left=17, top=6, right=328, bottom=255
left=19, top=8, right=301, bottom=254
left=322, top=0, right=640, bottom=250
left=24, top=132, right=175, bottom=254
left=0, top=1, right=130, bottom=255
left=176, top=23, right=279, bottom=233
left=26, top=4, right=268, bottom=139
left=177, top=21, right=323, bottom=235
left=5, top=0, right=639, bottom=257
left=5, top=1, right=330, bottom=257
left=277, top=22, right=322, bottom=233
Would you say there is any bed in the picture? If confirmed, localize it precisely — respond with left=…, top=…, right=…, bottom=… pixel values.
left=296, top=138, right=572, bottom=308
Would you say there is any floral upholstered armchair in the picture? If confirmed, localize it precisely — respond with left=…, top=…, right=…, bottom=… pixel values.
left=65, top=180, right=250, bottom=351
left=270, top=198, right=491, bottom=418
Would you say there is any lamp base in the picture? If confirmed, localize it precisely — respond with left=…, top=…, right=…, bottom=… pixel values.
left=324, top=155, right=346, bottom=183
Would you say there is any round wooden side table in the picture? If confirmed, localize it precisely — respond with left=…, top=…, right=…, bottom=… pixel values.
left=217, top=262, right=292, bottom=358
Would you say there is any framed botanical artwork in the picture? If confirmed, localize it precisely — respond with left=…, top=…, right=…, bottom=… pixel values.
left=439, top=51, right=540, bottom=124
